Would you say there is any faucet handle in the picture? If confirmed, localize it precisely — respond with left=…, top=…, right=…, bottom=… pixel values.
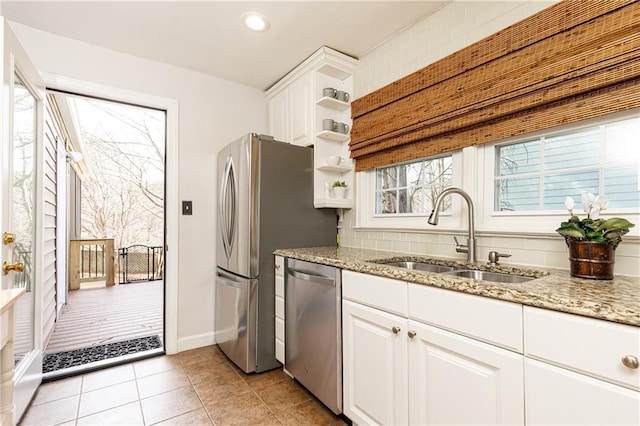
left=488, top=251, right=511, bottom=265
left=453, top=237, right=469, bottom=254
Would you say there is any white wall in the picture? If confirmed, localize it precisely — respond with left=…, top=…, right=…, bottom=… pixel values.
left=343, top=0, right=640, bottom=277
left=8, top=22, right=268, bottom=351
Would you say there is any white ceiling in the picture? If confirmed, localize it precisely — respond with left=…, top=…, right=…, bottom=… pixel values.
left=1, top=1, right=449, bottom=90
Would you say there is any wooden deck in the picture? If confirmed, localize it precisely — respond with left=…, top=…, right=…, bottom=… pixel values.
left=45, top=280, right=163, bottom=354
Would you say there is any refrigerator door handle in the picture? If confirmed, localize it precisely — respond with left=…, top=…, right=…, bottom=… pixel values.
left=288, top=268, right=336, bottom=286
left=219, top=155, right=237, bottom=260
left=216, top=270, right=245, bottom=288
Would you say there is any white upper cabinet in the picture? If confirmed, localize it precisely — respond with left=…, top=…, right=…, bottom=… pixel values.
left=266, top=47, right=357, bottom=209
left=288, top=72, right=313, bottom=147
left=267, top=89, right=288, bottom=143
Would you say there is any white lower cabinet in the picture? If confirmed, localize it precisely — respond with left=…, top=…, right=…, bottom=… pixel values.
left=525, top=358, right=640, bottom=425
left=342, top=271, right=524, bottom=425
left=408, top=319, right=524, bottom=425
left=524, top=306, right=640, bottom=425
left=343, top=300, right=408, bottom=425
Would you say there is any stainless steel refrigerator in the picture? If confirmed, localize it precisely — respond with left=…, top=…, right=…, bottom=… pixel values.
left=215, top=133, right=336, bottom=373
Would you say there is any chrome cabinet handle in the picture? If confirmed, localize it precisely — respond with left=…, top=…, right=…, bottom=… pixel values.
left=275, top=264, right=281, bottom=270
left=407, top=330, right=416, bottom=338
left=622, top=355, right=639, bottom=369
left=392, top=326, right=401, bottom=334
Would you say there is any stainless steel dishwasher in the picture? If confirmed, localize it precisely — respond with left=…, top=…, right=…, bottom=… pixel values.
left=285, top=258, right=342, bottom=414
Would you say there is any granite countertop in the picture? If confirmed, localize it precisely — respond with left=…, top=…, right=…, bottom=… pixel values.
left=273, top=246, right=640, bottom=327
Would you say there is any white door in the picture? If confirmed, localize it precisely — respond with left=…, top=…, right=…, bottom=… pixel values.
left=1, top=19, right=44, bottom=422
left=342, top=300, right=408, bottom=425
left=408, top=320, right=524, bottom=425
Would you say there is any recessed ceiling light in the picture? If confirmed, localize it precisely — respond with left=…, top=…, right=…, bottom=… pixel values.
left=242, top=12, right=270, bottom=32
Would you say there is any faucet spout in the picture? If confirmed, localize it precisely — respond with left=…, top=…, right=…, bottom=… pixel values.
left=428, top=187, right=477, bottom=263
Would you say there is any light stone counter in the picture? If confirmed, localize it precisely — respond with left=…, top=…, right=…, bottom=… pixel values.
left=273, top=246, right=640, bottom=327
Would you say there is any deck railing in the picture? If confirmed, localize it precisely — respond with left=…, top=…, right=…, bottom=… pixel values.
left=68, top=239, right=115, bottom=290
left=118, top=245, right=164, bottom=284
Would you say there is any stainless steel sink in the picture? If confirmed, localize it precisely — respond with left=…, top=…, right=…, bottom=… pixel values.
left=442, top=269, right=534, bottom=283
left=380, top=261, right=458, bottom=273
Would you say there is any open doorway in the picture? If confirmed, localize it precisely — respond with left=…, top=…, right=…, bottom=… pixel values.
left=42, top=91, right=166, bottom=376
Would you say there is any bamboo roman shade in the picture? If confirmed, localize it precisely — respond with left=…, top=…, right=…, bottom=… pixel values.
left=349, top=0, right=640, bottom=171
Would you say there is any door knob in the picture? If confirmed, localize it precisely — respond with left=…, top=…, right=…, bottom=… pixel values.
left=3, top=261, right=24, bottom=275
left=3, top=232, right=16, bottom=245
left=392, top=326, right=401, bottom=334
left=407, top=330, right=417, bottom=338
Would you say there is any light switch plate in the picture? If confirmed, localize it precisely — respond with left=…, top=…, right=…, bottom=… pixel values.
left=182, top=201, right=193, bottom=215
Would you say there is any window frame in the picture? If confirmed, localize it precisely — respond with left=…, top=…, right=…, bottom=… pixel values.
left=477, top=110, right=640, bottom=236
left=356, top=151, right=464, bottom=230
left=356, top=109, right=640, bottom=239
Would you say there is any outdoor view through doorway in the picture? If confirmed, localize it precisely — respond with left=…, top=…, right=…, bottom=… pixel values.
left=43, top=92, right=166, bottom=375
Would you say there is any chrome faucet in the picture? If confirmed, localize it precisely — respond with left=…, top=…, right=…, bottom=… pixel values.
left=428, top=187, right=477, bottom=263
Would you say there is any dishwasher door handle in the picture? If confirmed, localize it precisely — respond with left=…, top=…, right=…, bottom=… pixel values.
left=288, top=268, right=335, bottom=286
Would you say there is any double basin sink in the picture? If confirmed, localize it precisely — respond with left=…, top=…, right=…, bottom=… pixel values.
left=379, top=261, right=534, bottom=284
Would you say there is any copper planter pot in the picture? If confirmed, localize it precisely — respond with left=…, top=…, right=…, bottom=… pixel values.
left=568, top=240, right=615, bottom=280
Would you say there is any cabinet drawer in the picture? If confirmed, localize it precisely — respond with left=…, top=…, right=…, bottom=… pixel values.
left=524, top=307, right=640, bottom=390
left=275, top=256, right=284, bottom=277
left=275, top=295, right=284, bottom=319
left=342, top=270, right=407, bottom=315
left=275, top=317, right=285, bottom=341
left=275, top=275, right=284, bottom=298
left=408, top=284, right=523, bottom=352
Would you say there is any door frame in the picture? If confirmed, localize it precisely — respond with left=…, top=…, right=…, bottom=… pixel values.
left=41, top=73, right=180, bottom=354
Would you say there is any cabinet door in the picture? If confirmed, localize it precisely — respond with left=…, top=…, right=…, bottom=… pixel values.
left=268, top=88, right=288, bottom=142
left=526, top=359, right=640, bottom=425
left=288, top=72, right=313, bottom=146
left=408, top=320, right=524, bottom=425
left=343, top=300, right=408, bottom=425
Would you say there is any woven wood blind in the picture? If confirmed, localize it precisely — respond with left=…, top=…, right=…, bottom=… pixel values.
left=350, top=0, right=640, bottom=171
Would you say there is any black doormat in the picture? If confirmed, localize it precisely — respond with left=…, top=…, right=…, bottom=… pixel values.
left=43, top=335, right=163, bottom=373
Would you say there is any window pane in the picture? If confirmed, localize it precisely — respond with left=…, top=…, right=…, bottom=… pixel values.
left=375, top=155, right=452, bottom=215
left=495, top=115, right=639, bottom=213
left=543, top=171, right=599, bottom=209
left=377, top=167, right=397, bottom=190
left=398, top=189, right=408, bottom=213
left=605, top=166, right=640, bottom=208
left=496, top=177, right=540, bottom=211
left=376, top=190, right=397, bottom=214
left=605, top=119, right=640, bottom=164
left=544, top=127, right=599, bottom=170
left=497, top=140, right=541, bottom=175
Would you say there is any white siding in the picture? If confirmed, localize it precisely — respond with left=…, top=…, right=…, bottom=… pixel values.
left=41, top=93, right=64, bottom=346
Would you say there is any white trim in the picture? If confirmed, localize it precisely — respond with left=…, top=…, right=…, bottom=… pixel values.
left=40, top=72, right=181, bottom=354
left=176, top=332, right=216, bottom=353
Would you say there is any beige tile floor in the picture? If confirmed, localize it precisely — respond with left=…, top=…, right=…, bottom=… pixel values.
left=20, top=345, right=346, bottom=426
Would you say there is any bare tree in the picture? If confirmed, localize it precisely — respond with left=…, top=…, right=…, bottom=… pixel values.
left=77, top=98, right=165, bottom=248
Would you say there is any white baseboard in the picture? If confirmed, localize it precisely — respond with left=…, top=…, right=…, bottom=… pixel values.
left=175, top=332, right=216, bottom=353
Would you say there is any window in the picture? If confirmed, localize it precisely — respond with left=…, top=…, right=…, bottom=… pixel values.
left=495, top=116, right=640, bottom=212
left=375, top=155, right=453, bottom=215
